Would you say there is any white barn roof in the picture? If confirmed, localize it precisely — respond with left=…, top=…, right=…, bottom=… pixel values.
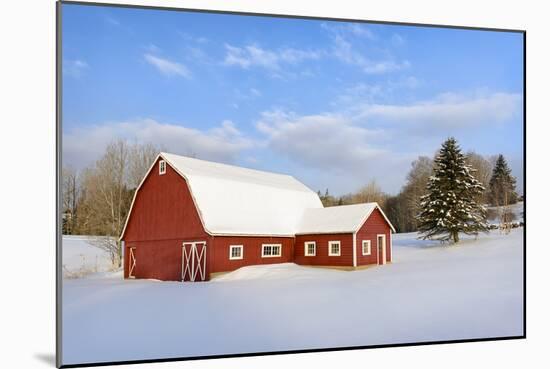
left=161, top=152, right=323, bottom=236
left=296, top=203, right=395, bottom=234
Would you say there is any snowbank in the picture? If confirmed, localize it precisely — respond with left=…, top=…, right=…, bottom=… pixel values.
left=486, top=201, right=524, bottom=224
left=212, top=262, right=341, bottom=282
left=62, top=236, right=118, bottom=278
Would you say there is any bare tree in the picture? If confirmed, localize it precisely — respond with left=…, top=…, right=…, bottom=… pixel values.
left=353, top=180, right=388, bottom=208
left=62, top=166, right=79, bottom=234
left=128, top=143, right=161, bottom=189
left=465, top=151, right=492, bottom=203
left=90, top=236, right=120, bottom=266
left=403, top=156, right=433, bottom=224
left=76, top=140, right=133, bottom=266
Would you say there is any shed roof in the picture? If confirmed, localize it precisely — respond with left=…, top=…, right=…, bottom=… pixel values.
left=296, top=202, right=395, bottom=234
left=160, top=152, right=323, bottom=236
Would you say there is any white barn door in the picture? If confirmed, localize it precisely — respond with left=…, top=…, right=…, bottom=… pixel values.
left=128, top=247, right=136, bottom=278
left=181, top=241, right=207, bottom=281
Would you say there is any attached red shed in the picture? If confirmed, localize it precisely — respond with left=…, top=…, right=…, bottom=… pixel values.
left=294, top=203, right=395, bottom=268
left=120, top=152, right=395, bottom=281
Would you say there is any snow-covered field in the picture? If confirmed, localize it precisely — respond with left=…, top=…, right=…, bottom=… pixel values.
left=62, top=236, right=118, bottom=278
left=62, top=229, right=524, bottom=365
left=486, top=201, right=524, bottom=225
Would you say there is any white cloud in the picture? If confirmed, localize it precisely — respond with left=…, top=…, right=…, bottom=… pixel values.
left=63, top=59, right=88, bottom=78
left=333, top=77, right=421, bottom=108
left=63, top=119, right=255, bottom=169
left=179, top=32, right=209, bottom=44
left=223, top=26, right=405, bottom=76
left=250, top=88, right=262, bottom=97
left=223, top=44, right=321, bottom=71
left=256, top=110, right=387, bottom=172
left=391, top=33, right=405, bottom=46
left=355, top=92, right=522, bottom=130
left=104, top=16, right=120, bottom=26
left=234, top=88, right=263, bottom=101
left=144, top=54, right=191, bottom=78
left=332, top=36, right=410, bottom=74
left=255, top=109, right=414, bottom=194
left=144, top=44, right=161, bottom=53
left=254, top=89, right=522, bottom=194
left=321, top=22, right=376, bottom=40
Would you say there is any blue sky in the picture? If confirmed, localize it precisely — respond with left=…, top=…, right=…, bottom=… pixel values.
left=62, top=4, right=524, bottom=195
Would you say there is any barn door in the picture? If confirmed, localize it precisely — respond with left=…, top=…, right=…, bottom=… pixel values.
left=128, top=247, right=136, bottom=278
left=181, top=242, right=207, bottom=281
left=377, top=235, right=386, bottom=265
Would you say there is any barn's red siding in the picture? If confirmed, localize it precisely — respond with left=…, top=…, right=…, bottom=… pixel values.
left=122, top=158, right=210, bottom=280
left=210, top=236, right=294, bottom=273
left=124, top=158, right=207, bottom=242
left=356, top=208, right=392, bottom=266
left=294, top=233, right=354, bottom=267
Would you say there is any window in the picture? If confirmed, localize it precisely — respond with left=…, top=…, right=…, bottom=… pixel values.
left=262, top=244, right=282, bottom=257
left=304, top=241, right=316, bottom=256
left=362, top=240, right=371, bottom=255
left=229, top=245, right=243, bottom=260
left=159, top=160, right=166, bottom=175
left=328, top=241, right=341, bottom=256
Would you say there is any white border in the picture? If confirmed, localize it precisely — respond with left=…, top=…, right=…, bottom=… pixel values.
left=7, top=0, right=538, bottom=368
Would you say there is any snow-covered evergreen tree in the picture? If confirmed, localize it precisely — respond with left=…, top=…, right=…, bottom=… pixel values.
left=417, top=138, right=489, bottom=243
left=488, top=154, right=518, bottom=206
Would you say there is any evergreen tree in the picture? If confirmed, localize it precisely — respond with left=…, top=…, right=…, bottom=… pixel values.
left=417, top=138, right=489, bottom=243
left=488, top=154, right=518, bottom=206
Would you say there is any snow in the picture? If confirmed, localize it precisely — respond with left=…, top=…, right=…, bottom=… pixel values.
left=157, top=152, right=323, bottom=236
left=486, top=201, right=524, bottom=225
left=62, top=236, right=118, bottom=278
left=296, top=203, right=378, bottom=234
left=62, top=229, right=523, bottom=365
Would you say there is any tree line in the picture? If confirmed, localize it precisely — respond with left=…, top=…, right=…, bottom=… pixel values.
left=318, top=141, right=520, bottom=235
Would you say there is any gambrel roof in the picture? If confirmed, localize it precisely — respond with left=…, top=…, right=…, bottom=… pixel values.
left=121, top=152, right=395, bottom=238
left=156, top=153, right=322, bottom=236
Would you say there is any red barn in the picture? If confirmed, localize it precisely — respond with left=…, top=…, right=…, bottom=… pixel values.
left=120, top=152, right=395, bottom=281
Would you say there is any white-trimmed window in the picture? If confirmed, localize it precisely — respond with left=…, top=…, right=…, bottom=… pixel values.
left=159, top=160, right=166, bottom=175
left=229, top=245, right=243, bottom=260
left=328, top=241, right=341, bottom=256
left=362, top=240, right=371, bottom=256
left=304, top=241, right=316, bottom=256
left=262, top=244, right=282, bottom=257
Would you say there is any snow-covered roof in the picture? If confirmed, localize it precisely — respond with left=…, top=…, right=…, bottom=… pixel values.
left=160, top=152, right=323, bottom=236
left=296, top=202, right=395, bottom=234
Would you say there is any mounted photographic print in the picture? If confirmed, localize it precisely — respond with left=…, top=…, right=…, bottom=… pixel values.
left=57, top=1, right=525, bottom=367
